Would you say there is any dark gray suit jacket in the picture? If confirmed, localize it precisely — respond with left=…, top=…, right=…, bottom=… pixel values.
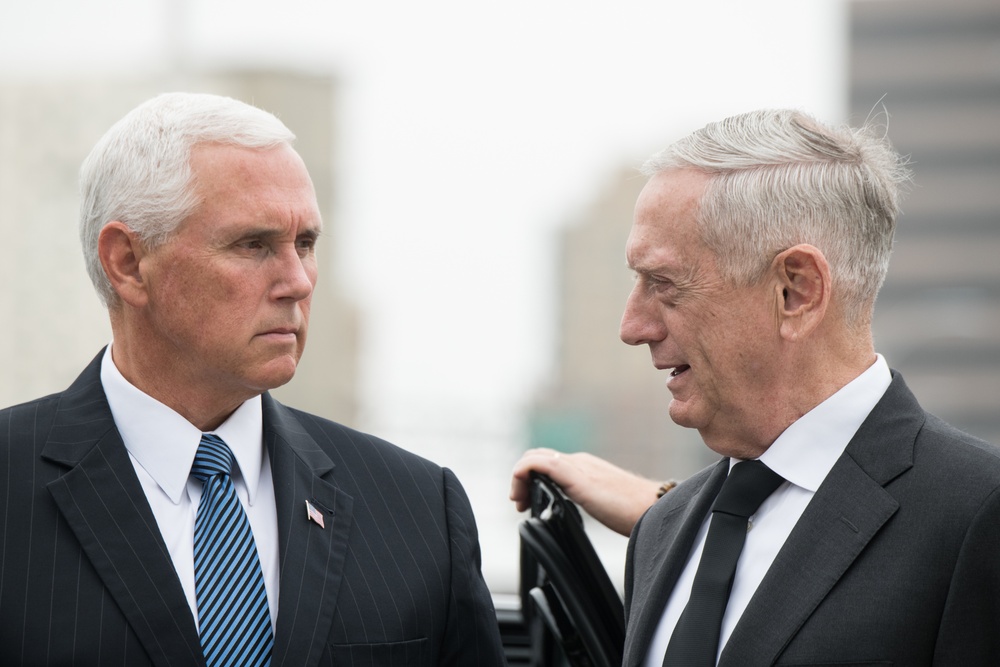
left=0, top=351, right=505, bottom=666
left=624, top=372, right=1000, bottom=666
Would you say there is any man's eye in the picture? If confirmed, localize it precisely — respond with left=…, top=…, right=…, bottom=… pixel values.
left=296, top=237, right=317, bottom=252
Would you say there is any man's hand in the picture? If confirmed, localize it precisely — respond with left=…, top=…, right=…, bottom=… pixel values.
left=509, top=448, right=662, bottom=536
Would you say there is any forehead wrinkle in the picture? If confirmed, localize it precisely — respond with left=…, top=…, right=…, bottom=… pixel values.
left=630, top=237, right=717, bottom=293
left=628, top=239, right=713, bottom=301
left=627, top=232, right=682, bottom=279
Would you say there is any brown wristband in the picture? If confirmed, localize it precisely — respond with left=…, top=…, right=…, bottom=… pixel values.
left=656, top=479, right=678, bottom=499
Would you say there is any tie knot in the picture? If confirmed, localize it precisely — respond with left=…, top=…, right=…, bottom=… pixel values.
left=191, top=433, right=235, bottom=482
left=712, top=459, right=784, bottom=519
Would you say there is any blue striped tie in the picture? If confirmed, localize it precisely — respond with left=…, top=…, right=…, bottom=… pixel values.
left=191, top=433, right=273, bottom=667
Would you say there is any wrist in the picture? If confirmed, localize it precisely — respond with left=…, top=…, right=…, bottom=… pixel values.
left=656, top=479, right=678, bottom=499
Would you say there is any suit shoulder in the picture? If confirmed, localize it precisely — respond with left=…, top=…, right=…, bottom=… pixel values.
left=640, top=461, right=719, bottom=525
left=921, top=412, right=998, bottom=451
left=916, top=412, right=1000, bottom=472
left=277, top=404, right=446, bottom=476
left=1, top=390, right=63, bottom=416
left=897, top=412, right=1000, bottom=517
left=0, top=392, right=62, bottom=444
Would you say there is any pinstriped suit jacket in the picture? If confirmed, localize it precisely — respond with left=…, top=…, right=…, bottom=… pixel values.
left=0, top=351, right=505, bottom=666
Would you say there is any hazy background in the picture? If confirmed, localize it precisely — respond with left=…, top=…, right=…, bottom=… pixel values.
left=0, top=0, right=843, bottom=420
left=3, top=0, right=998, bottom=594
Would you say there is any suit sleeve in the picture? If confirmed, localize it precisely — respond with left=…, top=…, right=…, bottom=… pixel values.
left=623, top=510, right=646, bottom=625
left=933, top=483, right=1000, bottom=664
left=437, top=467, right=506, bottom=666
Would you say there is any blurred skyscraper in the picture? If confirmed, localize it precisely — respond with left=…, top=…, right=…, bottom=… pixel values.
left=528, top=169, right=714, bottom=482
left=0, top=71, right=359, bottom=423
left=530, top=0, right=1000, bottom=478
left=853, top=0, right=1000, bottom=443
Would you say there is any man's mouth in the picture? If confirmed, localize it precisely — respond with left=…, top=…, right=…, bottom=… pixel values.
left=260, top=325, right=299, bottom=336
left=257, top=328, right=299, bottom=342
left=670, top=365, right=690, bottom=377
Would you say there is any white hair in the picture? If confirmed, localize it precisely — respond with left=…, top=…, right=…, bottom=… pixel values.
left=642, top=109, right=911, bottom=327
left=79, top=92, right=296, bottom=307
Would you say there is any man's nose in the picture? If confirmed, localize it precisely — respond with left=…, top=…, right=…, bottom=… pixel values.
left=272, top=247, right=315, bottom=301
left=620, top=283, right=666, bottom=346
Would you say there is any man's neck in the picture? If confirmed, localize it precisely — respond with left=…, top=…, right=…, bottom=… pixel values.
left=702, top=346, right=878, bottom=460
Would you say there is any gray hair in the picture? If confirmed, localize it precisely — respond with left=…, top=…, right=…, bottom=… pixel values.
left=79, top=92, right=296, bottom=307
left=642, top=109, right=911, bottom=327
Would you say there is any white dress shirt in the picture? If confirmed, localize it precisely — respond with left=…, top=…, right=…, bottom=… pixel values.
left=644, top=355, right=892, bottom=667
left=100, top=345, right=280, bottom=631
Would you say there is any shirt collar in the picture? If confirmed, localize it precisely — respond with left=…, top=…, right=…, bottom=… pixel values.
left=753, top=354, right=892, bottom=492
left=100, top=344, right=266, bottom=505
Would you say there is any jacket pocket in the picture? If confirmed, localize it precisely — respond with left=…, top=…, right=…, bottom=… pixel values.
left=780, top=662, right=892, bottom=666
left=325, top=637, right=428, bottom=665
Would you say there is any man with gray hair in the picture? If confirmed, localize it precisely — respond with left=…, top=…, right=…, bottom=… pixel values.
left=514, top=109, right=1000, bottom=665
left=0, top=92, right=505, bottom=666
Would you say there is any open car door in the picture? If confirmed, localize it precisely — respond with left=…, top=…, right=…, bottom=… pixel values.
left=518, top=472, right=626, bottom=666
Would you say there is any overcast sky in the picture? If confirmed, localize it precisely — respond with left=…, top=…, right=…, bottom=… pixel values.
left=0, top=0, right=848, bottom=590
left=0, top=0, right=845, bottom=437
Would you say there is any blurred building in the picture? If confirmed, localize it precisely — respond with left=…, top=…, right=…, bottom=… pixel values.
left=0, top=71, right=359, bottom=423
left=527, top=169, right=715, bottom=482
left=853, top=0, right=1000, bottom=443
left=530, top=0, right=1000, bottom=479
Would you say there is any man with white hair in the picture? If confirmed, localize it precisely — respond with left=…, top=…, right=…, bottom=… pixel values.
left=513, top=109, right=1000, bottom=666
left=0, top=92, right=505, bottom=667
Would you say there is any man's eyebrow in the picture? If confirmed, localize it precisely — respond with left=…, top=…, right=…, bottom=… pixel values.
left=627, top=261, right=673, bottom=277
left=233, top=224, right=321, bottom=240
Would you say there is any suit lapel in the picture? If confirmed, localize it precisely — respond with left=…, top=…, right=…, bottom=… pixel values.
left=263, top=395, right=354, bottom=667
left=719, top=456, right=898, bottom=667
left=42, top=354, right=204, bottom=667
left=624, top=459, right=729, bottom=667
left=719, top=373, right=922, bottom=667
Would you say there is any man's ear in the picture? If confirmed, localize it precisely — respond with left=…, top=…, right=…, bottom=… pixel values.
left=98, top=221, right=150, bottom=308
left=772, top=244, right=830, bottom=342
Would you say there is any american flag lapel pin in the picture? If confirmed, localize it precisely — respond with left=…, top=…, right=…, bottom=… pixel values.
left=305, top=499, right=326, bottom=529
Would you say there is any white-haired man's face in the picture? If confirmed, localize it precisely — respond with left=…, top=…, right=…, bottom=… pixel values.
left=128, top=143, right=321, bottom=416
left=621, top=168, right=785, bottom=458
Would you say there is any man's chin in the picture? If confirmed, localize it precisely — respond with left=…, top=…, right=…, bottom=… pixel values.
left=255, top=357, right=300, bottom=391
left=667, top=397, right=704, bottom=430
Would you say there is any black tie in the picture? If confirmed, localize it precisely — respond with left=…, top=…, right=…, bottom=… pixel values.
left=662, top=460, right=783, bottom=667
